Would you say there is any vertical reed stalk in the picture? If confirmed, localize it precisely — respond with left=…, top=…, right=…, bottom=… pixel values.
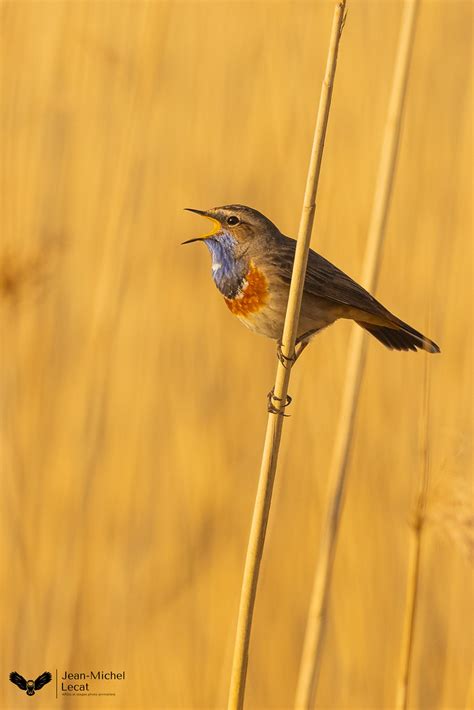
left=227, top=4, right=347, bottom=709
left=295, top=1, right=420, bottom=707
left=396, top=342, right=432, bottom=709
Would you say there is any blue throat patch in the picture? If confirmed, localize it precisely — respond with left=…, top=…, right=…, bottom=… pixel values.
left=204, top=231, right=248, bottom=299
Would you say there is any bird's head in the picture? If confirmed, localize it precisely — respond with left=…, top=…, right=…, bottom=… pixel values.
left=182, top=204, right=279, bottom=249
left=183, top=205, right=279, bottom=297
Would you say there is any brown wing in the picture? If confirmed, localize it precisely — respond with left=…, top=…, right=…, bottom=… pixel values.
left=271, top=235, right=393, bottom=321
left=269, top=235, right=440, bottom=353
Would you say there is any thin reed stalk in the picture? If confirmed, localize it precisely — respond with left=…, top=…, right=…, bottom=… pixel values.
left=396, top=353, right=431, bottom=709
left=227, top=4, right=347, bottom=709
left=295, top=1, right=420, bottom=706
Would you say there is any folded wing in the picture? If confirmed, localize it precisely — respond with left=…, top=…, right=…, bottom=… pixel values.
left=271, top=236, right=440, bottom=353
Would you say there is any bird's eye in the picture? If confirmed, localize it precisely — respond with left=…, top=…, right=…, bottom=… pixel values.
left=227, top=215, right=240, bottom=226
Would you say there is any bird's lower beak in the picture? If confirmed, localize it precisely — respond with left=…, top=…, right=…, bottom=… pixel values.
left=181, top=236, right=204, bottom=245
left=182, top=208, right=222, bottom=244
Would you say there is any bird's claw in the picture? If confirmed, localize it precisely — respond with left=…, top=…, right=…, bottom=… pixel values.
left=267, top=387, right=292, bottom=416
left=276, top=343, right=297, bottom=368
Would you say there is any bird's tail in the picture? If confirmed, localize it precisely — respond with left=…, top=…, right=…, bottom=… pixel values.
left=356, top=318, right=440, bottom=353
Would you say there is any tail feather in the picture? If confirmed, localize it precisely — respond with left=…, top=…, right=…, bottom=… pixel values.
left=357, top=319, right=440, bottom=353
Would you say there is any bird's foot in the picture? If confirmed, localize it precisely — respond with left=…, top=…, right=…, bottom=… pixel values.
left=276, top=342, right=297, bottom=368
left=294, top=340, right=310, bottom=361
left=267, top=387, right=292, bottom=416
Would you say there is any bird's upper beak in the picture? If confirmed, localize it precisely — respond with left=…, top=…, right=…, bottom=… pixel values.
left=182, top=208, right=222, bottom=244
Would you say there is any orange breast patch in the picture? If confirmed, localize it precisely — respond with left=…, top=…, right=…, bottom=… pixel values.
left=224, top=263, right=268, bottom=316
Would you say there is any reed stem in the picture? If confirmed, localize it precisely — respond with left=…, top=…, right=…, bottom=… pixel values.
left=227, top=4, right=347, bottom=709
left=295, top=1, right=420, bottom=707
left=396, top=342, right=432, bottom=709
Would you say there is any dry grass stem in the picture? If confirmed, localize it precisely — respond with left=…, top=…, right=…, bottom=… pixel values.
left=227, top=3, right=347, bottom=709
left=396, top=349, right=432, bottom=709
left=295, top=1, right=420, bottom=707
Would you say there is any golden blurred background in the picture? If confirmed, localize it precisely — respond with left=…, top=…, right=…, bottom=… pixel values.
left=1, top=1, right=472, bottom=708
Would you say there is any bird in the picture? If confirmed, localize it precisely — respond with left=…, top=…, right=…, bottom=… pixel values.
left=9, top=671, right=52, bottom=696
left=182, top=204, right=440, bottom=365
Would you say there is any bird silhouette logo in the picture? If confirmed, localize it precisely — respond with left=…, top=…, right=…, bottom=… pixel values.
left=9, top=671, right=52, bottom=696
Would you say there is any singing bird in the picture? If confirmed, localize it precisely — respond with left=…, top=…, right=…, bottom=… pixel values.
left=183, top=205, right=440, bottom=361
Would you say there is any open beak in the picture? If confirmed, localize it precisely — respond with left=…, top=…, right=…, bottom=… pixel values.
left=182, top=208, right=222, bottom=244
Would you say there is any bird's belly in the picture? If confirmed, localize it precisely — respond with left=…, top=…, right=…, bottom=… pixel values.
left=236, top=307, right=283, bottom=339
left=234, top=293, right=336, bottom=341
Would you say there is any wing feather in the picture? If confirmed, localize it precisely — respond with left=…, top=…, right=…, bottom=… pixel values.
left=35, top=671, right=52, bottom=690
left=271, top=236, right=393, bottom=321
left=263, top=234, right=440, bottom=353
left=10, top=672, right=27, bottom=690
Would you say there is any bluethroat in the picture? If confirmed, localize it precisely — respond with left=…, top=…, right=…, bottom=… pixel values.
left=183, top=205, right=440, bottom=364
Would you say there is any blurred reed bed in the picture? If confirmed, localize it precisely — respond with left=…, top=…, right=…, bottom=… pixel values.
left=0, top=2, right=472, bottom=709
left=397, top=335, right=473, bottom=709
left=396, top=353, right=432, bottom=710
left=296, top=2, right=420, bottom=706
